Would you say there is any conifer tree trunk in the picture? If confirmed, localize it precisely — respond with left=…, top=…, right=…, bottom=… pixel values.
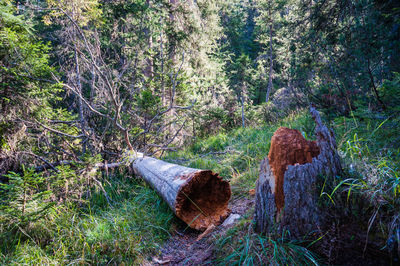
left=241, top=92, right=245, bottom=128
left=144, top=0, right=154, bottom=79
left=73, top=41, right=87, bottom=154
left=266, top=4, right=273, bottom=103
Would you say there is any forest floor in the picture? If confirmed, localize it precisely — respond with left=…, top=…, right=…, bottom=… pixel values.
left=153, top=197, right=254, bottom=265
left=2, top=110, right=398, bottom=265
left=153, top=109, right=399, bottom=265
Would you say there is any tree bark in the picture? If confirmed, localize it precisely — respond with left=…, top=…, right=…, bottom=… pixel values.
left=266, top=4, right=274, bottom=103
left=240, top=92, right=246, bottom=128
left=131, top=153, right=231, bottom=231
left=73, top=41, right=88, bottom=154
left=254, top=107, right=342, bottom=236
left=144, top=0, right=154, bottom=79
left=367, top=58, right=386, bottom=110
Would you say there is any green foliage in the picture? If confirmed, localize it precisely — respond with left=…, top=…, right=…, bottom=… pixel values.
left=379, top=73, right=400, bottom=112
left=0, top=168, right=55, bottom=256
left=44, top=0, right=103, bottom=27
left=334, top=112, right=400, bottom=200
left=291, top=0, right=400, bottom=114
left=196, top=107, right=231, bottom=137
left=1, top=0, right=399, bottom=263
left=191, top=133, right=228, bottom=153
left=167, top=108, right=400, bottom=262
left=0, top=167, right=55, bottom=249
left=135, top=88, right=161, bottom=116
left=0, top=0, right=77, bottom=176
left=310, top=110, right=400, bottom=260
left=0, top=1, right=56, bottom=105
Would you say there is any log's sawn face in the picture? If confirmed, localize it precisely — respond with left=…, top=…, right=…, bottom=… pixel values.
left=268, top=127, right=320, bottom=217
left=175, top=170, right=231, bottom=231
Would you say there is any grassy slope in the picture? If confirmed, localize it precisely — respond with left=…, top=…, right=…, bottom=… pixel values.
left=1, top=109, right=398, bottom=264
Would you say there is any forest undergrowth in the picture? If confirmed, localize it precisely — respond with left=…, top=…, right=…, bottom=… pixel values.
left=165, top=109, right=400, bottom=265
left=0, top=169, right=175, bottom=264
left=1, top=109, right=399, bottom=265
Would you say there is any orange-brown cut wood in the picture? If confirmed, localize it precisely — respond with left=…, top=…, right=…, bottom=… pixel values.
left=268, top=127, right=320, bottom=214
left=254, top=107, right=342, bottom=236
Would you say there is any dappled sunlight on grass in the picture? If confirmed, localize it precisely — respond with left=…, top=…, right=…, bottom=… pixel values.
left=0, top=176, right=174, bottom=265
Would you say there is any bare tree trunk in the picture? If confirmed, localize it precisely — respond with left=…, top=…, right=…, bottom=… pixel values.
left=131, top=153, right=231, bottom=231
left=166, top=0, right=177, bottom=140
left=240, top=92, right=245, bottom=128
left=144, top=0, right=154, bottom=79
left=266, top=5, right=273, bottom=103
left=254, top=107, right=342, bottom=236
left=160, top=30, right=166, bottom=106
left=73, top=41, right=87, bottom=154
left=168, top=0, right=177, bottom=64
left=146, top=34, right=154, bottom=78
left=367, top=58, right=386, bottom=109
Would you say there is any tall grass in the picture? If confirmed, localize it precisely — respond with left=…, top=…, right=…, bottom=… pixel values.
left=0, top=172, right=174, bottom=265
left=329, top=112, right=400, bottom=256
left=214, top=217, right=320, bottom=265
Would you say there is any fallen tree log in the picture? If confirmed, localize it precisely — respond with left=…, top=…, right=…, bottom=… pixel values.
left=131, top=153, right=231, bottom=231
left=254, top=107, right=342, bottom=236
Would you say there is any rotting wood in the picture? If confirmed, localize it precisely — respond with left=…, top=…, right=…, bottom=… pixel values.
left=254, top=106, right=342, bottom=236
left=131, top=153, right=231, bottom=231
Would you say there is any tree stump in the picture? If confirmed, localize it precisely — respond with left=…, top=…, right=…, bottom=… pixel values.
left=131, top=153, right=231, bottom=231
left=254, top=107, right=342, bottom=236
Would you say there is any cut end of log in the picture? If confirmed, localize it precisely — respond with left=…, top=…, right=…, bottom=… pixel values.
left=175, top=170, right=231, bottom=231
left=268, top=127, right=320, bottom=214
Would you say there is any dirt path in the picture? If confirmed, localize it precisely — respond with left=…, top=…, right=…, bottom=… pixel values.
left=153, top=197, right=254, bottom=265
